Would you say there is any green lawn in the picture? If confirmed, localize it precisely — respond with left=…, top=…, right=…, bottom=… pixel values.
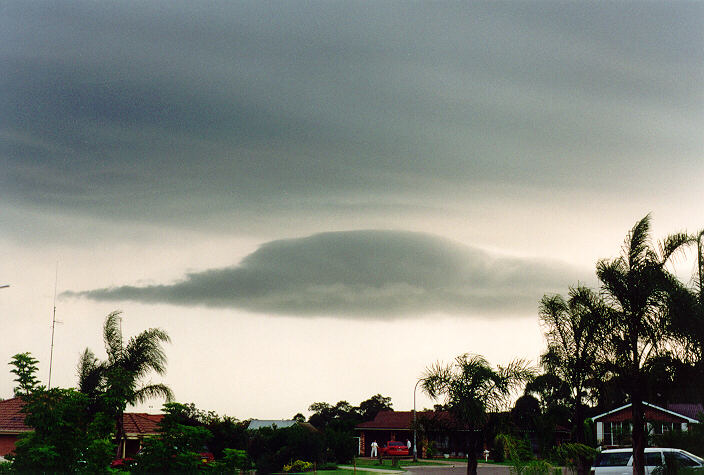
left=349, top=458, right=448, bottom=470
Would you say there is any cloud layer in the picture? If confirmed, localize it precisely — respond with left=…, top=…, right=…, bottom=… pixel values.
left=2, top=2, right=702, bottom=232
left=64, top=230, right=586, bottom=318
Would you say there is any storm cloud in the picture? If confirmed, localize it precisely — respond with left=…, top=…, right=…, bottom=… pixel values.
left=63, top=230, right=587, bottom=317
left=2, top=2, right=702, bottom=232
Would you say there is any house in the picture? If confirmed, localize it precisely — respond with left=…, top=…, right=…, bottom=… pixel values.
left=0, top=397, right=163, bottom=458
left=355, top=410, right=473, bottom=458
left=0, top=398, right=30, bottom=457
left=592, top=402, right=702, bottom=447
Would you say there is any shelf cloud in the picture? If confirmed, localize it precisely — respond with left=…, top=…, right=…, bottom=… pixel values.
left=64, top=230, right=586, bottom=318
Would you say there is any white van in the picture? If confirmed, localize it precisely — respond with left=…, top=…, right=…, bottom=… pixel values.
left=592, top=448, right=704, bottom=475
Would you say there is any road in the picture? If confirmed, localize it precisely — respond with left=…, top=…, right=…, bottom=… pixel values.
left=406, top=463, right=511, bottom=475
left=339, top=462, right=512, bottom=475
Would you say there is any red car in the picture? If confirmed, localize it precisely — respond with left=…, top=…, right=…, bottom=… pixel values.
left=110, top=457, right=135, bottom=468
left=381, top=441, right=409, bottom=456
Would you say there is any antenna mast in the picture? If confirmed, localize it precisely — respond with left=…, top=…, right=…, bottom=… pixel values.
left=48, top=264, right=59, bottom=389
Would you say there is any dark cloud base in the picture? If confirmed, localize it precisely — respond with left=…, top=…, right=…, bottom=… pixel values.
left=63, top=230, right=586, bottom=318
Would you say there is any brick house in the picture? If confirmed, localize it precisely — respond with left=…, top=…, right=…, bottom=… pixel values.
left=355, top=410, right=473, bottom=458
left=593, top=402, right=702, bottom=448
left=0, top=398, right=30, bottom=457
left=0, top=397, right=162, bottom=458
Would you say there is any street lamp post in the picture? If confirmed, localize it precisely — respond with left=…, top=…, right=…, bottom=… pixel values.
left=413, top=379, right=422, bottom=462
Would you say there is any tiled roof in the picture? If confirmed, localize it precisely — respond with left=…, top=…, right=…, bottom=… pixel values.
left=123, top=412, right=162, bottom=436
left=0, top=398, right=30, bottom=433
left=356, top=411, right=460, bottom=430
left=667, top=403, right=704, bottom=421
left=0, top=397, right=161, bottom=436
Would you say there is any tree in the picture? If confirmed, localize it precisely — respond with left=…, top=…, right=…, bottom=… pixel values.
left=537, top=286, right=607, bottom=462
left=11, top=387, right=114, bottom=473
left=9, top=352, right=40, bottom=397
left=421, top=354, right=534, bottom=475
left=667, top=229, right=704, bottom=407
left=596, top=215, right=689, bottom=475
left=77, top=311, right=174, bottom=458
left=133, top=402, right=213, bottom=473
left=358, top=394, right=392, bottom=421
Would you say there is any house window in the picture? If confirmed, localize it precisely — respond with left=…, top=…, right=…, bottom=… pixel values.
left=651, top=422, right=678, bottom=435
left=604, top=421, right=632, bottom=446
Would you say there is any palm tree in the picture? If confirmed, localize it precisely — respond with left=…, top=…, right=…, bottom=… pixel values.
left=537, top=286, right=609, bottom=475
left=77, top=311, right=174, bottom=458
left=421, top=354, right=534, bottom=475
left=596, top=215, right=689, bottom=475
left=667, top=229, right=704, bottom=405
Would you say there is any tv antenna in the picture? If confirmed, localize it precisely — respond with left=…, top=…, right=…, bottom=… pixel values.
left=48, top=264, right=62, bottom=389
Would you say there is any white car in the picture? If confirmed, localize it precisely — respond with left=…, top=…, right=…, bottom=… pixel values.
left=592, top=448, right=704, bottom=475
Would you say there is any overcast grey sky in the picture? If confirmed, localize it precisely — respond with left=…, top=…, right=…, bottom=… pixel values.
left=1, top=1, right=702, bottom=418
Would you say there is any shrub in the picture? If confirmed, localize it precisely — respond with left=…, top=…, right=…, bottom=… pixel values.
left=219, top=448, right=252, bottom=471
left=283, top=459, right=314, bottom=472
left=552, top=443, right=597, bottom=475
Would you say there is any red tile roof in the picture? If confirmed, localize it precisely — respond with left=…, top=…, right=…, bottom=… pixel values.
left=123, top=412, right=162, bottom=436
left=0, top=398, right=30, bottom=433
left=356, top=411, right=461, bottom=430
left=0, top=397, right=162, bottom=436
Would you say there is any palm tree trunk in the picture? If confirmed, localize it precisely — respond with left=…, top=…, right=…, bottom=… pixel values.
left=466, top=435, right=479, bottom=475
left=631, top=380, right=645, bottom=475
left=115, top=412, right=125, bottom=459
left=574, top=398, right=589, bottom=475
left=632, top=400, right=645, bottom=475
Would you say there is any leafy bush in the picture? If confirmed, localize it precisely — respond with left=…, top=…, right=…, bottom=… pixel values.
left=495, top=433, right=533, bottom=462
left=133, top=403, right=213, bottom=473
left=247, top=425, right=325, bottom=473
left=283, top=459, right=314, bottom=472
left=323, top=428, right=357, bottom=463
left=11, top=388, right=115, bottom=472
left=216, top=448, right=252, bottom=471
left=553, top=443, right=597, bottom=469
left=512, top=459, right=561, bottom=475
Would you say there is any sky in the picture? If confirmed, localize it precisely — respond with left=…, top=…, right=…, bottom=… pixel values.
left=1, top=1, right=703, bottom=420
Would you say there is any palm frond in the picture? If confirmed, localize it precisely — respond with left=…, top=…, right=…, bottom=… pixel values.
left=103, top=311, right=124, bottom=363
left=625, top=214, right=652, bottom=269
left=421, top=361, right=452, bottom=399
left=133, top=383, right=174, bottom=404
left=76, top=348, right=105, bottom=394
left=123, top=327, right=171, bottom=378
left=658, top=232, right=692, bottom=266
